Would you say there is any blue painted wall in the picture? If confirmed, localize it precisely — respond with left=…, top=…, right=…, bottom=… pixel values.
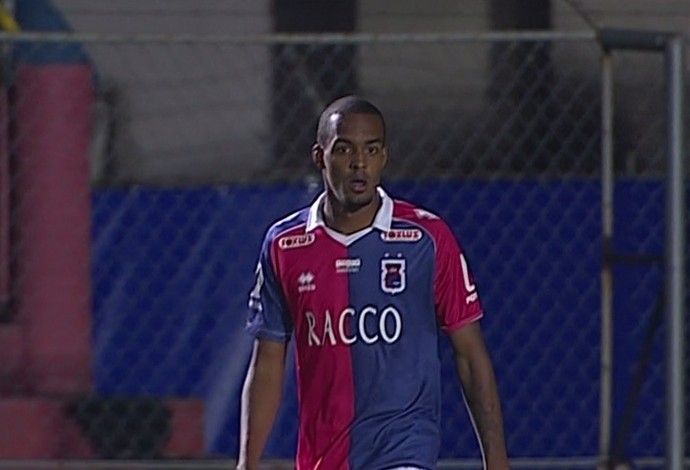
left=91, top=180, right=680, bottom=459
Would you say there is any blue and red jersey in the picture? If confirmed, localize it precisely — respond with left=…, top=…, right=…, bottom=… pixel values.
left=246, top=188, right=483, bottom=470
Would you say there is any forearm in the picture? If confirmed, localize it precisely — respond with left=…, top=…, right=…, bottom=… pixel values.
left=238, top=343, right=285, bottom=470
left=456, top=355, right=509, bottom=468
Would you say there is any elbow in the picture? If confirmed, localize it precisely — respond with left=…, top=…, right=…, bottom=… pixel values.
left=455, top=353, right=473, bottom=388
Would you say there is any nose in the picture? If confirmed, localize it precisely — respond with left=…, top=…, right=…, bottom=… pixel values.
left=350, top=147, right=367, bottom=169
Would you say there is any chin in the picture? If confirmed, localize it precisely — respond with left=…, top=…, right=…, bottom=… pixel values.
left=344, top=194, right=374, bottom=212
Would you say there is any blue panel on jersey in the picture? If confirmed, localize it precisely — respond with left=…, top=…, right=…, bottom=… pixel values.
left=345, top=220, right=439, bottom=469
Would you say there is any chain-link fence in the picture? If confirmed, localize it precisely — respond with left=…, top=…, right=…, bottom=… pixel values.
left=0, top=31, right=685, bottom=469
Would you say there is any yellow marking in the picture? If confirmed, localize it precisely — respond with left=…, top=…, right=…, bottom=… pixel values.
left=0, top=5, right=19, bottom=32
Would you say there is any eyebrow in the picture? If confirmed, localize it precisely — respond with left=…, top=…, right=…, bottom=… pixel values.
left=333, top=138, right=383, bottom=145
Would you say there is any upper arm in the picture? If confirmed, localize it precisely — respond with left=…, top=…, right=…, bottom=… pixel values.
left=448, top=321, right=490, bottom=362
left=253, top=338, right=289, bottom=370
left=448, top=321, right=495, bottom=391
left=244, top=338, right=288, bottom=392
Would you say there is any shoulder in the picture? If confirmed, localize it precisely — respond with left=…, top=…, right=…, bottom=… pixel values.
left=391, top=199, right=456, bottom=244
left=263, top=207, right=311, bottom=250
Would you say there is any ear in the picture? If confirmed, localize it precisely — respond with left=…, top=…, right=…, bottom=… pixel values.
left=381, top=145, right=389, bottom=169
left=311, top=144, right=325, bottom=170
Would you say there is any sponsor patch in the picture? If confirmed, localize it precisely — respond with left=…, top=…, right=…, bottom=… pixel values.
left=278, top=233, right=315, bottom=250
left=335, top=258, right=361, bottom=273
left=381, top=229, right=422, bottom=242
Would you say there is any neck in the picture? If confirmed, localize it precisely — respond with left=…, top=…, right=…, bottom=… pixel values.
left=323, top=191, right=381, bottom=235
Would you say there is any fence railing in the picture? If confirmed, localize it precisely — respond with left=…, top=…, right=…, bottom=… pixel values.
left=0, top=30, right=685, bottom=469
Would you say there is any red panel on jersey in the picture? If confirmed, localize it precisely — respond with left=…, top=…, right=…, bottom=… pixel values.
left=272, top=225, right=354, bottom=469
left=392, top=201, right=483, bottom=333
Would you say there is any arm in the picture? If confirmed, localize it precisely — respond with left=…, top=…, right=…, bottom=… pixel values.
left=237, top=338, right=288, bottom=470
left=449, top=322, right=509, bottom=470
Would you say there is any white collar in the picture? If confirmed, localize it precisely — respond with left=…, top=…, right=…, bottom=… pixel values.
left=306, top=186, right=393, bottom=233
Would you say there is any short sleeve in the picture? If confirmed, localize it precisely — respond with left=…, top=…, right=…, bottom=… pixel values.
left=434, top=222, right=483, bottom=333
left=245, top=235, right=293, bottom=342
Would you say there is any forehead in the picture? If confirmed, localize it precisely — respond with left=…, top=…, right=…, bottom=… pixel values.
left=328, top=112, right=384, bottom=141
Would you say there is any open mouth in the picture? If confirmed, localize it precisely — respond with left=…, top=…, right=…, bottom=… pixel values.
left=349, top=178, right=368, bottom=193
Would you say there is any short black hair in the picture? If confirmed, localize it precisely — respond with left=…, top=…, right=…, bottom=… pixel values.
left=316, top=95, right=386, bottom=147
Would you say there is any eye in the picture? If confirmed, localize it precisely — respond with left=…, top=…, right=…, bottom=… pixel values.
left=367, top=145, right=381, bottom=155
left=333, top=144, right=351, bottom=155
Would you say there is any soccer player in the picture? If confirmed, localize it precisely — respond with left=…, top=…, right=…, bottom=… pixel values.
left=238, top=96, right=509, bottom=470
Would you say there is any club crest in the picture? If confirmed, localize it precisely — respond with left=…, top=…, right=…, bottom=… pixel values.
left=380, top=258, right=406, bottom=295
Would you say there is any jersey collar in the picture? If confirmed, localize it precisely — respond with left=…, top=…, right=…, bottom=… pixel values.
left=306, top=186, right=393, bottom=233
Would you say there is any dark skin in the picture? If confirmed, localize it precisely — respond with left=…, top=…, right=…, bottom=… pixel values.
left=238, top=111, right=509, bottom=469
left=311, top=112, right=388, bottom=235
left=450, top=323, right=510, bottom=469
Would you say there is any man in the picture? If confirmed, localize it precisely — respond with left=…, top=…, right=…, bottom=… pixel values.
left=238, top=96, right=509, bottom=469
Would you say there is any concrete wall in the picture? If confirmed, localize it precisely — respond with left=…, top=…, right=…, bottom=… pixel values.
left=358, top=1, right=489, bottom=121
left=48, top=0, right=690, bottom=184
left=54, top=0, right=272, bottom=184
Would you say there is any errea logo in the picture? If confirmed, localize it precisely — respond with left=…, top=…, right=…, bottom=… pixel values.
left=297, top=272, right=316, bottom=293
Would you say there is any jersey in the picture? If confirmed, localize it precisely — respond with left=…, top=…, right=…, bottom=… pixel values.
left=246, top=187, right=483, bottom=470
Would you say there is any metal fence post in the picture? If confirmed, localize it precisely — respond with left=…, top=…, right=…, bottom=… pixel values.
left=664, top=34, right=686, bottom=470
